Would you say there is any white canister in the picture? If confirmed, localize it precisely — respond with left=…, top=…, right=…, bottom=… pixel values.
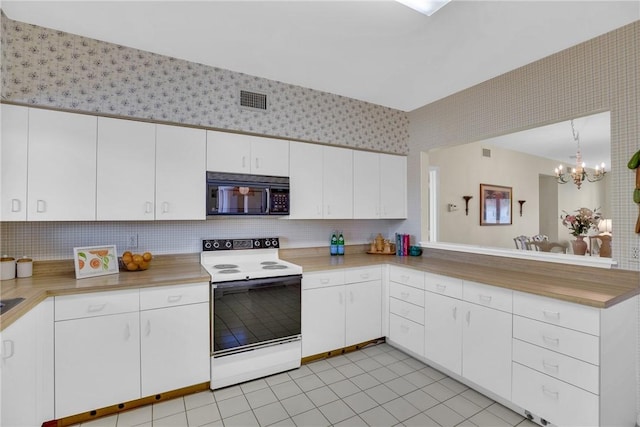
left=16, top=257, right=33, bottom=278
left=0, top=256, right=16, bottom=280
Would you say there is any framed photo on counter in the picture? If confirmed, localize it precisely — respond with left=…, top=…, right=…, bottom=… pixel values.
left=73, top=245, right=119, bottom=279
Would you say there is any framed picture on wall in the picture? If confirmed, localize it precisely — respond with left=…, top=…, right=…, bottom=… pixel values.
left=480, top=184, right=512, bottom=225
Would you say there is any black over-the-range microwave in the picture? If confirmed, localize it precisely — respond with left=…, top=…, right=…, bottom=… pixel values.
left=206, top=171, right=290, bottom=216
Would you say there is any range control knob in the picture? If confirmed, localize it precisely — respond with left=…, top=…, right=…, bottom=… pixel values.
left=204, top=241, right=213, bottom=249
left=212, top=241, right=220, bottom=249
left=271, top=239, right=279, bottom=247
left=265, top=239, right=271, bottom=247
left=225, top=240, right=232, bottom=249
left=254, top=239, right=261, bottom=248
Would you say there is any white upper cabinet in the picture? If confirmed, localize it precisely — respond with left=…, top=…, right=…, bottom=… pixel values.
left=97, top=117, right=156, bottom=220
left=289, top=142, right=353, bottom=219
left=156, top=124, right=206, bottom=220
left=1, top=105, right=29, bottom=221
left=206, top=131, right=289, bottom=177
left=322, top=145, right=353, bottom=219
left=379, top=154, right=407, bottom=218
left=353, top=151, right=407, bottom=219
left=28, top=108, right=97, bottom=221
left=289, top=142, right=324, bottom=219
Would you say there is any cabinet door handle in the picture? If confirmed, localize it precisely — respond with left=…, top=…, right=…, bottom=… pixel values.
left=145, top=201, right=153, bottom=214
left=2, top=340, right=15, bottom=360
left=11, top=199, right=21, bottom=213
left=145, top=320, right=151, bottom=337
left=452, top=306, right=457, bottom=320
left=316, top=206, right=321, bottom=216
left=542, top=360, right=559, bottom=373
left=124, top=323, right=131, bottom=341
left=161, top=202, right=170, bottom=213
left=466, top=311, right=471, bottom=325
left=541, top=386, right=559, bottom=400
left=478, top=294, right=492, bottom=304
left=87, top=303, right=107, bottom=313
left=36, top=199, right=46, bottom=213
left=339, top=292, right=344, bottom=305
left=326, top=205, right=331, bottom=216
left=255, top=157, right=259, bottom=169
left=543, top=310, right=560, bottom=320
left=542, top=335, right=560, bottom=347
left=349, top=291, right=354, bottom=304
left=242, top=156, right=246, bottom=168
left=167, top=295, right=182, bottom=303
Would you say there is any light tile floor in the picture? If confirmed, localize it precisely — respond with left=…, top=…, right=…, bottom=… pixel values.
left=78, top=343, right=538, bottom=427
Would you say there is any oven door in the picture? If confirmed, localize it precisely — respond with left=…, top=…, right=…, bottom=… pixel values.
left=212, top=274, right=302, bottom=356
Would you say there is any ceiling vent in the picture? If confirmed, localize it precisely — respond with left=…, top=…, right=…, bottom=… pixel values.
left=239, top=89, right=268, bottom=112
left=482, top=148, right=492, bottom=158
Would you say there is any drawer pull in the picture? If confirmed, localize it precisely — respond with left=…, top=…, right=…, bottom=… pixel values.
left=167, top=295, right=182, bottom=303
left=542, top=335, right=560, bottom=347
left=436, top=284, right=447, bottom=292
left=478, top=294, right=492, bottom=303
left=360, top=273, right=370, bottom=279
left=401, top=308, right=410, bottom=317
left=87, top=303, right=107, bottom=313
left=400, top=324, right=410, bottom=332
left=542, top=360, right=560, bottom=373
left=543, top=310, right=561, bottom=320
left=320, top=278, right=330, bottom=284
left=542, top=386, right=559, bottom=400
left=400, top=275, right=410, bottom=282
left=400, top=291, right=410, bottom=300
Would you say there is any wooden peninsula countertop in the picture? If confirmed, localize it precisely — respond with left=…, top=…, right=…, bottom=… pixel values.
left=1, top=247, right=638, bottom=331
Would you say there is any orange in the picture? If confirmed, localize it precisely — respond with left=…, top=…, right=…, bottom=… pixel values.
left=126, top=262, right=139, bottom=271
left=132, top=254, right=144, bottom=265
left=142, top=252, right=152, bottom=262
left=122, top=253, right=133, bottom=264
left=89, top=258, right=101, bottom=269
left=122, top=251, right=132, bottom=258
left=138, top=261, right=150, bottom=270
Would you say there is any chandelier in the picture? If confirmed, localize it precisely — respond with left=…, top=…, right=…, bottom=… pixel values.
left=554, top=119, right=606, bottom=189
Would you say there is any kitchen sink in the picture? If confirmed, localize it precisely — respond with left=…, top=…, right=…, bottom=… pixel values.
left=0, top=298, right=25, bottom=315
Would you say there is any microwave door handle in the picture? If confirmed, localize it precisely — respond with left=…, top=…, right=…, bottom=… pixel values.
left=265, top=188, right=270, bottom=214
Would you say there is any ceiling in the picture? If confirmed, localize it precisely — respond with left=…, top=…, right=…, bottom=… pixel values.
left=2, top=1, right=638, bottom=112
left=482, top=112, right=611, bottom=170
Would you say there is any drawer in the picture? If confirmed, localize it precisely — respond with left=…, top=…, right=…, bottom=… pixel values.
left=389, top=266, right=424, bottom=290
left=389, top=281, right=424, bottom=307
left=345, top=266, right=381, bottom=283
left=424, top=273, right=462, bottom=299
left=514, top=315, right=599, bottom=365
left=140, top=282, right=209, bottom=310
left=389, top=298, right=424, bottom=325
left=513, top=339, right=599, bottom=394
left=55, top=289, right=139, bottom=321
left=463, top=281, right=512, bottom=313
left=512, top=363, right=598, bottom=427
left=302, top=270, right=345, bottom=290
left=389, top=313, right=424, bottom=356
left=513, top=291, right=600, bottom=336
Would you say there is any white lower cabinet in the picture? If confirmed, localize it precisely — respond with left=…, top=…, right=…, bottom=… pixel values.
left=1, top=299, right=54, bottom=427
left=302, top=267, right=382, bottom=357
left=54, top=283, right=210, bottom=418
left=421, top=276, right=512, bottom=401
left=54, top=289, right=141, bottom=418
left=140, top=284, right=210, bottom=396
left=511, top=291, right=637, bottom=427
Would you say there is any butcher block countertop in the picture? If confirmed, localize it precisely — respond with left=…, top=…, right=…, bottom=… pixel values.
left=1, top=246, right=638, bottom=331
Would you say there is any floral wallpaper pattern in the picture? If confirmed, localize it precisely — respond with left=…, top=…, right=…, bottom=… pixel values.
left=0, top=13, right=409, bottom=154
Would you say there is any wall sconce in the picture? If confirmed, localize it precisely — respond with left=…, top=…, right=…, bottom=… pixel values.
left=462, top=196, right=473, bottom=216
left=518, top=200, right=526, bottom=216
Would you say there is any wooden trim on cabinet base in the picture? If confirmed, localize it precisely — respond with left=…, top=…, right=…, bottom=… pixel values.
left=301, top=338, right=385, bottom=364
left=45, top=382, right=210, bottom=427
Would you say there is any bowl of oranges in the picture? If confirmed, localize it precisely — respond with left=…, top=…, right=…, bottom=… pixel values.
left=121, top=251, right=153, bottom=271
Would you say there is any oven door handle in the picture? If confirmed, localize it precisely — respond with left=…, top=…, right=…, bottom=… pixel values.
left=212, top=274, right=302, bottom=290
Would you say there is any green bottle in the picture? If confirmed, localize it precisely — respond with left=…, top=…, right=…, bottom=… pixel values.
left=330, top=232, right=338, bottom=256
left=337, top=231, right=345, bottom=255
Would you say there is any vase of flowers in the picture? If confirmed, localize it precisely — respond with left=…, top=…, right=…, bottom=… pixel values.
left=561, top=207, right=601, bottom=255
